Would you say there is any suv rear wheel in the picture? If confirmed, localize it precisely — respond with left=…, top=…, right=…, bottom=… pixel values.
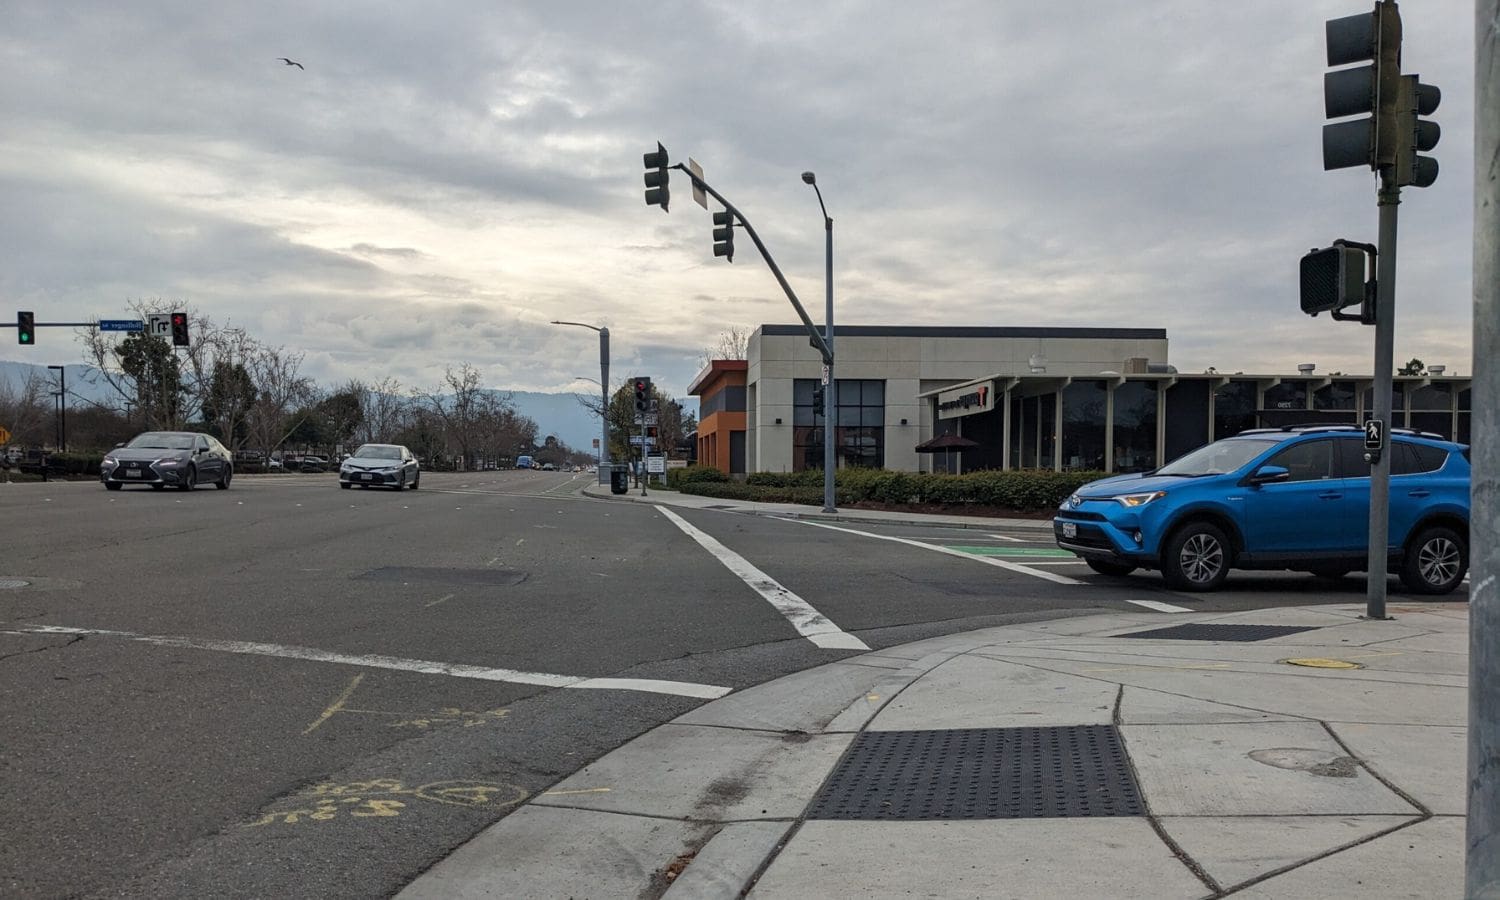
left=1162, top=522, right=1230, bottom=592
left=1400, top=525, right=1467, bottom=595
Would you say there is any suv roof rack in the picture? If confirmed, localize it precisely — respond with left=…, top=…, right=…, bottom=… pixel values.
left=1235, top=424, right=1450, bottom=441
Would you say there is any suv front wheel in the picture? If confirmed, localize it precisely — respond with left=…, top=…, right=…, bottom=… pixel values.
left=1400, top=525, right=1468, bottom=595
left=1162, top=521, right=1231, bottom=592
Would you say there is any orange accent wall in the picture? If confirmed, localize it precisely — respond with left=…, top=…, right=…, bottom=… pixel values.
left=689, top=361, right=748, bottom=473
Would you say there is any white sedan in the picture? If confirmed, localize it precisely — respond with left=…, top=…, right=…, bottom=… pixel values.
left=339, top=443, right=421, bottom=490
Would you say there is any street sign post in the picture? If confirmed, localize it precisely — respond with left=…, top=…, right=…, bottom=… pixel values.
left=99, top=319, right=145, bottom=333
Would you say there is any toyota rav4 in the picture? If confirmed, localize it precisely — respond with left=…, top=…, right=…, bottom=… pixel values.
left=1054, top=426, right=1470, bottom=594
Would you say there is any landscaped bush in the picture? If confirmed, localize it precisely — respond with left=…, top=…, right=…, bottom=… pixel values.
left=693, top=468, right=1106, bottom=512
left=46, top=452, right=105, bottom=476
left=667, top=465, right=730, bottom=489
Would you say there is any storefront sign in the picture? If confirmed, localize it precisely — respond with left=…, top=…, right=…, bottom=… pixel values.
left=936, top=381, right=995, bottom=419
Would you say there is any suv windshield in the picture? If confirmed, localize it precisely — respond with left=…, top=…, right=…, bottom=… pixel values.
left=126, top=433, right=194, bottom=450
left=353, top=445, right=401, bottom=460
left=1156, top=438, right=1277, bottom=477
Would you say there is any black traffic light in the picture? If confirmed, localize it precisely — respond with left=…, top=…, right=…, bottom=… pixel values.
left=633, top=377, right=652, bottom=412
left=712, top=209, right=734, bottom=262
left=811, top=384, right=825, bottom=416
left=1300, top=244, right=1369, bottom=317
left=1395, top=75, right=1441, bottom=187
left=17, top=311, right=34, bottom=345
left=643, top=142, right=669, bottom=211
left=170, top=311, right=189, bottom=347
left=1322, top=5, right=1400, bottom=172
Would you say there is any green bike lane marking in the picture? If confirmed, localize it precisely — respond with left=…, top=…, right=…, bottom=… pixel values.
left=946, top=545, right=1079, bottom=559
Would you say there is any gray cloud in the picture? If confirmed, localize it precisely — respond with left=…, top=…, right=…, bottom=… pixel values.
left=0, top=0, right=1476, bottom=402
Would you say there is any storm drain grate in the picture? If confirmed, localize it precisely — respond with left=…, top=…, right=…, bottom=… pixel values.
left=354, top=566, right=527, bottom=586
left=808, top=725, right=1144, bottom=820
left=1115, top=623, right=1317, bottom=642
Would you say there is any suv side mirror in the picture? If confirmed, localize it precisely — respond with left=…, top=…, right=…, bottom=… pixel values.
left=1249, top=465, right=1290, bottom=485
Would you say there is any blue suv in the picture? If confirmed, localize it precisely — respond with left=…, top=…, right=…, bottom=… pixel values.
left=1054, top=426, right=1470, bottom=594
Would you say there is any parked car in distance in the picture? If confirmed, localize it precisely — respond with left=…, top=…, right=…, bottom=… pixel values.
left=1054, top=425, right=1470, bottom=594
left=339, top=443, right=420, bottom=490
left=101, top=431, right=233, bottom=491
left=516, top=455, right=534, bottom=469
left=541, top=462, right=556, bottom=471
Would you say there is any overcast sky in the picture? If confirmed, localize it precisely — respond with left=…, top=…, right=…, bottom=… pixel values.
left=0, top=1, right=1477, bottom=403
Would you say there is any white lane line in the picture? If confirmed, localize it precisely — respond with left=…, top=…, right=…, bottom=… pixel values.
left=793, top=520, right=1192, bottom=614
left=987, top=533, right=1027, bottom=542
left=16, top=626, right=731, bottom=699
left=655, top=506, right=869, bottom=651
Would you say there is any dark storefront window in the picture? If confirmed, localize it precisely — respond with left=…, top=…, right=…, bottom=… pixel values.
left=1214, top=380, right=1257, bottom=439
left=1408, top=383, right=1451, bottom=412
left=1009, top=394, right=1056, bottom=469
left=1362, top=385, right=1405, bottom=419
left=792, top=378, right=884, bottom=471
left=1062, top=381, right=1106, bottom=471
left=1314, top=381, right=1357, bottom=410
left=1112, top=381, right=1158, bottom=472
left=1263, top=381, right=1308, bottom=411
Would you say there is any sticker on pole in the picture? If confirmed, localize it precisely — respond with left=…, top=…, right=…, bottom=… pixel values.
left=1363, top=418, right=1384, bottom=451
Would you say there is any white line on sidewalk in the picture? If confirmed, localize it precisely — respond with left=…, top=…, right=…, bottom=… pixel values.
left=13, top=626, right=731, bottom=699
left=654, top=506, right=869, bottom=650
left=792, top=520, right=1192, bottom=613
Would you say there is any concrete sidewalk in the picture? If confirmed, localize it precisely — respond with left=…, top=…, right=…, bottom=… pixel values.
left=402, top=602, right=1469, bottom=899
left=579, top=479, right=1054, bottom=532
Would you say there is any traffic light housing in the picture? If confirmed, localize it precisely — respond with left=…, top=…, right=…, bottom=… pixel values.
left=1300, top=244, right=1369, bottom=317
left=633, top=377, right=652, bottom=412
left=170, top=311, right=189, bottom=347
left=712, top=209, right=734, bottom=262
left=643, top=143, right=669, bottom=211
left=1322, top=5, right=1400, bottom=172
left=1395, top=75, right=1440, bottom=187
left=17, top=311, right=34, bottom=345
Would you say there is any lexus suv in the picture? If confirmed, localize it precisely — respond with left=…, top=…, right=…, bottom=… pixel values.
left=1054, top=426, right=1470, bottom=594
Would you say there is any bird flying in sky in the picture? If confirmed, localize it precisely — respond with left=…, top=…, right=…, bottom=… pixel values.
left=277, top=58, right=304, bottom=69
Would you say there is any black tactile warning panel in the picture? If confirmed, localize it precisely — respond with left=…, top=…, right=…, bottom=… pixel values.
left=1115, top=623, right=1317, bottom=642
left=808, top=725, right=1145, bottom=820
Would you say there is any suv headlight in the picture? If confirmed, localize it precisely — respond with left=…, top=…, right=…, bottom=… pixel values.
left=1115, top=491, right=1166, bottom=507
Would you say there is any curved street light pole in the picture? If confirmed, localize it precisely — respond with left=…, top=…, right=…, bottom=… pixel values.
left=551, top=321, right=610, bottom=478
left=803, top=172, right=835, bottom=513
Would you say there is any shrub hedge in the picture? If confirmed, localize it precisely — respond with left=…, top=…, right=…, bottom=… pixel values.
left=666, top=466, right=730, bottom=489
left=686, top=468, right=1106, bottom=512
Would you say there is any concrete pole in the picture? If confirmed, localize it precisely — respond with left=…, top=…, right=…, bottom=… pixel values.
left=600, top=328, right=610, bottom=482
left=1467, top=0, right=1499, bottom=892
left=822, top=212, right=835, bottom=513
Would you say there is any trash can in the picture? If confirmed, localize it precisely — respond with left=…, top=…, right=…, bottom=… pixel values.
left=610, top=463, right=630, bottom=495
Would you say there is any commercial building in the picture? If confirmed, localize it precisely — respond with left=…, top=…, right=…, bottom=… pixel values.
left=686, top=324, right=1470, bottom=476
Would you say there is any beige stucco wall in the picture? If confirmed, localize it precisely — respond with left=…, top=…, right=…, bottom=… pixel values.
left=745, top=328, right=1169, bottom=473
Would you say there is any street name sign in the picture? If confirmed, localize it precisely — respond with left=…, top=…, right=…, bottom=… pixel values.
left=99, top=319, right=145, bottom=333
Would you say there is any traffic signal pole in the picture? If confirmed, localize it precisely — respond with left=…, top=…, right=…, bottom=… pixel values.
left=1467, top=0, right=1499, bottom=890
left=1364, top=173, right=1399, bottom=620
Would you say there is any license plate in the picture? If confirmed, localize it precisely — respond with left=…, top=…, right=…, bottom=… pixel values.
left=1062, top=522, right=1077, bottom=539
left=125, top=469, right=141, bottom=478
left=361, top=473, right=372, bottom=480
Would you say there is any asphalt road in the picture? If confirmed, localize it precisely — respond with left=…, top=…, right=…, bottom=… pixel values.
left=0, top=470, right=1463, bottom=897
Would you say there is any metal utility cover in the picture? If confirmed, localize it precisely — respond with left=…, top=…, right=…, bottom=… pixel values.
left=808, top=725, right=1144, bottom=821
left=355, top=566, right=527, bottom=586
left=1115, top=624, right=1317, bottom=642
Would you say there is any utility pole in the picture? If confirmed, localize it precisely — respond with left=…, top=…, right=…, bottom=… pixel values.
left=1467, top=0, right=1498, bottom=891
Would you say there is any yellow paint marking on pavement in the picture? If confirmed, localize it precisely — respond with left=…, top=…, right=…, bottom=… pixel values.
left=426, top=593, right=455, bottom=608
left=541, top=787, right=613, bottom=797
left=303, top=674, right=366, bottom=735
left=1283, top=657, right=1363, bottom=669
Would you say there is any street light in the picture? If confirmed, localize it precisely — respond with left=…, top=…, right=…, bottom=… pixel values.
left=46, top=365, right=65, bottom=453
left=802, top=171, right=835, bottom=513
left=551, top=321, right=610, bottom=480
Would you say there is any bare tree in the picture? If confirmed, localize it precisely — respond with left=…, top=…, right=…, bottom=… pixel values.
left=0, top=371, right=52, bottom=448
left=244, top=346, right=314, bottom=458
left=699, top=326, right=751, bottom=367
left=355, top=377, right=410, bottom=445
left=413, top=364, right=494, bottom=470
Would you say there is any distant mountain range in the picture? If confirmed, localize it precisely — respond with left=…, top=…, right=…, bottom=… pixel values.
left=0, top=359, right=606, bottom=451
